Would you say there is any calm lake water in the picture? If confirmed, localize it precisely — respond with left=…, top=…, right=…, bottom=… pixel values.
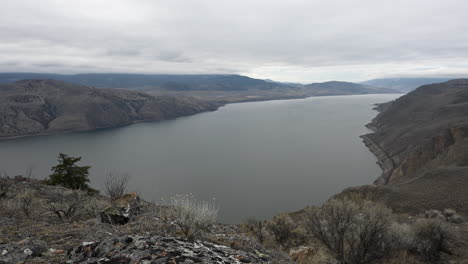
left=0, top=94, right=400, bottom=223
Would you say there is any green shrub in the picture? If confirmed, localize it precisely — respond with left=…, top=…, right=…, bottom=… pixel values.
left=46, top=153, right=96, bottom=193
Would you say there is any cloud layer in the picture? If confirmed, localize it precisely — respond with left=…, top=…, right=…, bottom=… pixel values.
left=1, top=0, right=468, bottom=82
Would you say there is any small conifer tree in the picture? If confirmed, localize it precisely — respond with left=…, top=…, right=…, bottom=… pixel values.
left=47, top=153, right=95, bottom=192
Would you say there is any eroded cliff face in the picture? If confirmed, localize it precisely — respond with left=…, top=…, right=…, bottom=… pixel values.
left=363, top=126, right=468, bottom=185
left=358, top=79, right=468, bottom=214
left=0, top=80, right=219, bottom=138
left=385, top=127, right=468, bottom=183
left=362, top=79, right=468, bottom=184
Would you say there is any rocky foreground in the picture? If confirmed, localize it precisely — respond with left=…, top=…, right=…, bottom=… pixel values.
left=2, top=235, right=270, bottom=264
left=0, top=176, right=291, bottom=264
left=66, top=236, right=270, bottom=264
left=0, top=79, right=219, bottom=139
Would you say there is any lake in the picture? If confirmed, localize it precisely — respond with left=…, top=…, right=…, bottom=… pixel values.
left=0, top=94, right=400, bottom=223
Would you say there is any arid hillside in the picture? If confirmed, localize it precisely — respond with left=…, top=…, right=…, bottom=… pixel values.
left=357, top=79, right=468, bottom=215
left=0, top=79, right=219, bottom=138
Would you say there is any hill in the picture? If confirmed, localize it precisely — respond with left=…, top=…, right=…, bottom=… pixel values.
left=361, top=77, right=454, bottom=92
left=0, top=73, right=293, bottom=91
left=0, top=73, right=400, bottom=103
left=356, top=79, right=468, bottom=215
left=304, top=81, right=397, bottom=95
left=0, top=79, right=219, bottom=138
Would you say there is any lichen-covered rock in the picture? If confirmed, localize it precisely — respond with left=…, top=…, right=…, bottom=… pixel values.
left=100, top=192, right=142, bottom=225
left=0, top=239, right=48, bottom=263
left=67, top=236, right=271, bottom=264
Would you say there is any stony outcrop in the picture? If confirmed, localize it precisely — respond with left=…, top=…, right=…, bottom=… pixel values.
left=66, top=236, right=271, bottom=264
left=0, top=79, right=219, bottom=138
left=0, top=239, right=48, bottom=264
left=101, top=193, right=142, bottom=225
left=360, top=79, right=468, bottom=215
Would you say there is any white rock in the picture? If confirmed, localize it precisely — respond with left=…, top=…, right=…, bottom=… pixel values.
left=134, top=240, right=147, bottom=249
left=213, top=244, right=229, bottom=249
left=1, top=250, right=7, bottom=256
left=82, top=242, right=95, bottom=246
left=24, top=248, right=33, bottom=256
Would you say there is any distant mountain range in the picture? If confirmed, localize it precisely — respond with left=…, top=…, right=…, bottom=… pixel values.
left=304, top=81, right=395, bottom=95
left=361, top=77, right=458, bottom=92
left=0, top=73, right=290, bottom=90
left=0, top=73, right=400, bottom=103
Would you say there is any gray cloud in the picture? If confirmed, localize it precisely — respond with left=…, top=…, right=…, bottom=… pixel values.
left=1, top=0, right=468, bottom=82
left=156, top=50, right=192, bottom=63
left=104, top=49, right=141, bottom=57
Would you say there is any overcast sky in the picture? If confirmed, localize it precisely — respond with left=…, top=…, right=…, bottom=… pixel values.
left=1, top=0, right=468, bottom=83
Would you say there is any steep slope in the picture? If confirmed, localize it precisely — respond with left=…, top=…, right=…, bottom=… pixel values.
left=361, top=77, right=453, bottom=92
left=359, top=79, right=468, bottom=214
left=0, top=79, right=219, bottom=138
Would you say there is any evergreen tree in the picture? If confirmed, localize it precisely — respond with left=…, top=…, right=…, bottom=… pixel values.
left=47, top=153, right=93, bottom=191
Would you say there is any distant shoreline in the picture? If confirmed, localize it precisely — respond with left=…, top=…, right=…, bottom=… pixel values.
left=0, top=92, right=402, bottom=141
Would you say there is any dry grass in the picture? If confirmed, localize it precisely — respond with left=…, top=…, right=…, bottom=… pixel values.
left=104, top=172, right=129, bottom=201
left=413, top=218, right=459, bottom=261
left=160, top=194, right=218, bottom=241
left=304, top=199, right=393, bottom=264
left=241, top=217, right=265, bottom=244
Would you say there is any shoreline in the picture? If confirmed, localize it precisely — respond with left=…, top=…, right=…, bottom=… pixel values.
left=0, top=92, right=401, bottom=141
left=360, top=133, right=395, bottom=185
left=358, top=98, right=399, bottom=185
left=0, top=108, right=221, bottom=141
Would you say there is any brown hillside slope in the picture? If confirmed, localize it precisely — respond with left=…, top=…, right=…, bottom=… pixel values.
left=0, top=79, right=219, bottom=138
left=350, top=79, right=468, bottom=215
